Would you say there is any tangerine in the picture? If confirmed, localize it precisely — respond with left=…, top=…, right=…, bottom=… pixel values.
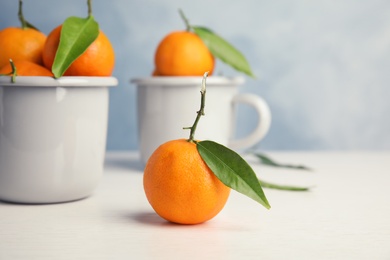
left=0, top=27, right=46, bottom=68
left=143, top=139, right=231, bottom=225
left=42, top=25, right=115, bottom=76
left=0, top=60, right=53, bottom=76
left=154, top=31, right=214, bottom=76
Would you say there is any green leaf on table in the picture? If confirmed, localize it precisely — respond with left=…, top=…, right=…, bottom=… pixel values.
left=197, top=140, right=270, bottom=209
left=253, top=152, right=313, bottom=171
left=259, top=179, right=311, bottom=191
left=52, top=16, right=99, bottom=78
left=192, top=26, right=255, bottom=77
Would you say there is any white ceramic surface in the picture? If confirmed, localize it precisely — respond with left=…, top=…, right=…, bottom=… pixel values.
left=0, top=76, right=118, bottom=204
left=132, top=76, right=271, bottom=163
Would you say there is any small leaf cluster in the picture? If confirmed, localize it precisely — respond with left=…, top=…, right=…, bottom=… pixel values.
left=52, top=0, right=99, bottom=78
left=184, top=73, right=270, bottom=210
left=52, top=16, right=99, bottom=78
left=198, top=140, right=271, bottom=209
left=180, top=10, right=254, bottom=77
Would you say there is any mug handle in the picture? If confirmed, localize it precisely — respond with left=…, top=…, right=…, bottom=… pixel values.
left=229, top=93, right=271, bottom=150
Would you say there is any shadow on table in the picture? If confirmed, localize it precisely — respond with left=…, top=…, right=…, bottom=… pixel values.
left=126, top=211, right=211, bottom=228
left=128, top=212, right=170, bottom=226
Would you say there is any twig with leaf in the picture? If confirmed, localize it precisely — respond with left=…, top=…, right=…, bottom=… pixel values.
left=253, top=152, right=312, bottom=171
left=251, top=152, right=313, bottom=191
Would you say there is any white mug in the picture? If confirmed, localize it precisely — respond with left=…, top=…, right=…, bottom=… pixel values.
left=131, top=76, right=271, bottom=164
left=0, top=76, right=118, bottom=204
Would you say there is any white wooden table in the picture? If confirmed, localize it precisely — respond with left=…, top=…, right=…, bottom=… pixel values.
left=1, top=152, right=389, bottom=260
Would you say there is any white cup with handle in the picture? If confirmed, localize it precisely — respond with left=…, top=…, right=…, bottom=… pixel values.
left=131, top=76, right=271, bottom=164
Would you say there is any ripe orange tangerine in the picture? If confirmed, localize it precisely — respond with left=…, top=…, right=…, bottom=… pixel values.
left=42, top=25, right=115, bottom=76
left=154, top=31, right=214, bottom=76
left=0, top=27, right=46, bottom=68
left=143, top=139, right=231, bottom=225
left=0, top=60, right=53, bottom=76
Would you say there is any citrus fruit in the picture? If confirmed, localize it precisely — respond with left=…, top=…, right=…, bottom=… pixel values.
left=154, top=31, right=215, bottom=76
left=0, top=27, right=47, bottom=68
left=151, top=68, right=159, bottom=76
left=42, top=25, right=115, bottom=76
left=0, top=60, right=53, bottom=76
left=143, top=139, right=231, bottom=225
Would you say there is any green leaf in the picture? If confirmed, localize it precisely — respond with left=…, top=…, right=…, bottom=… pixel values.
left=253, top=152, right=313, bottom=171
left=259, top=179, right=311, bottom=191
left=197, top=140, right=270, bottom=209
left=192, top=26, right=255, bottom=77
left=52, top=16, right=99, bottom=78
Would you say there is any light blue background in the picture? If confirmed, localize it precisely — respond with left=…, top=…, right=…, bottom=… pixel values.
left=1, top=0, right=389, bottom=151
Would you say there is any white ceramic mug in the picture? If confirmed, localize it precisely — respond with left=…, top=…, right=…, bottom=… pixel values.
left=0, top=76, right=118, bottom=204
left=132, top=76, right=271, bottom=163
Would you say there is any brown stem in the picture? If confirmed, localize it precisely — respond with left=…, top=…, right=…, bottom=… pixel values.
left=179, top=9, right=191, bottom=32
left=18, top=0, right=27, bottom=29
left=184, top=72, right=209, bottom=142
left=87, top=0, right=93, bottom=17
left=0, top=60, right=18, bottom=83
